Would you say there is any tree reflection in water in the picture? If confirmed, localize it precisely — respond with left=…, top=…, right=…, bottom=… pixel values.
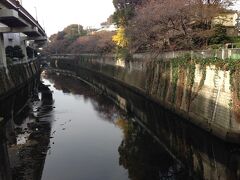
left=45, top=71, right=240, bottom=180
left=45, top=72, right=187, bottom=180
left=44, top=72, right=121, bottom=123
left=117, top=118, right=186, bottom=180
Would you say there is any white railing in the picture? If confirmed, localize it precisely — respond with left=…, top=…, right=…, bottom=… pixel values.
left=150, top=49, right=240, bottom=60
left=50, top=48, right=240, bottom=61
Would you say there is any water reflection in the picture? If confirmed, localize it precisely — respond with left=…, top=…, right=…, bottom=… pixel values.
left=117, top=118, right=185, bottom=180
left=41, top=72, right=128, bottom=180
left=0, top=80, right=54, bottom=180
left=45, top=70, right=240, bottom=180
left=0, top=128, right=11, bottom=180
left=44, top=72, right=121, bottom=124
left=127, top=100, right=240, bottom=180
left=43, top=72, right=185, bottom=180
left=1, top=69, right=240, bottom=179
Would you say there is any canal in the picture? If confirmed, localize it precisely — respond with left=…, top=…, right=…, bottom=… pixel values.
left=41, top=72, right=184, bottom=180
left=0, top=70, right=240, bottom=180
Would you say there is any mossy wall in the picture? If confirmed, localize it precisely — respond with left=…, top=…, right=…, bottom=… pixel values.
left=0, top=61, right=39, bottom=99
left=51, top=54, right=240, bottom=142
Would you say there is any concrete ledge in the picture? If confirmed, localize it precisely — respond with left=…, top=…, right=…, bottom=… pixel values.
left=0, top=8, right=18, bottom=18
left=0, top=26, right=39, bottom=35
left=0, top=9, right=27, bottom=27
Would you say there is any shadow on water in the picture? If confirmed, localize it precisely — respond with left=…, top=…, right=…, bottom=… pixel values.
left=1, top=68, right=240, bottom=179
left=44, top=72, right=186, bottom=180
left=45, top=70, right=240, bottom=180
left=0, top=79, right=54, bottom=180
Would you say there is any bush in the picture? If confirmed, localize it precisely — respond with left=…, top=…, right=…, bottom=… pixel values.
left=209, top=44, right=223, bottom=49
left=235, top=43, right=240, bottom=48
left=229, top=36, right=240, bottom=43
left=116, top=47, right=132, bottom=61
left=13, top=45, right=25, bottom=59
left=209, top=24, right=230, bottom=45
left=5, top=46, right=14, bottom=58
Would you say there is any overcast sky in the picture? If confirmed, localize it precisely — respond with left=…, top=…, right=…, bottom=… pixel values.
left=21, top=0, right=115, bottom=36
left=21, top=0, right=240, bottom=37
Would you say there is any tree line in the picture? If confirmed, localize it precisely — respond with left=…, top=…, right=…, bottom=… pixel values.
left=46, top=0, right=238, bottom=56
left=45, top=24, right=115, bottom=55
left=112, top=0, right=238, bottom=55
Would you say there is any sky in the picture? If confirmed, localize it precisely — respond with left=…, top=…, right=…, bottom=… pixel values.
left=20, top=0, right=240, bottom=37
left=21, top=0, right=115, bottom=36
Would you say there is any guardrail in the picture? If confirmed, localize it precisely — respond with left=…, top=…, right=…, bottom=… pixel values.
left=50, top=48, right=240, bottom=61
left=134, top=49, right=240, bottom=60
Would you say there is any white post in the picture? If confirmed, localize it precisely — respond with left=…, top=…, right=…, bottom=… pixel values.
left=228, top=49, right=232, bottom=59
left=0, top=33, right=7, bottom=67
left=191, top=50, right=193, bottom=60
left=21, top=39, right=28, bottom=62
left=222, top=48, right=225, bottom=60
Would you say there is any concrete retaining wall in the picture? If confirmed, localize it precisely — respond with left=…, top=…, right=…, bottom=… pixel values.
left=0, top=60, right=40, bottom=100
left=50, top=55, right=240, bottom=143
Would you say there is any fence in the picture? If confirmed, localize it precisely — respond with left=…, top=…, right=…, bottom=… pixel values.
left=50, top=48, right=240, bottom=61
left=155, top=49, right=240, bottom=60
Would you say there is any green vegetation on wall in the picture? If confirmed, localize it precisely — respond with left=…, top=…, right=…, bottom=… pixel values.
left=166, top=53, right=240, bottom=105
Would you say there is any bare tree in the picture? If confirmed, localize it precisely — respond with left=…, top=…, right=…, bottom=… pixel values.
left=126, top=0, right=237, bottom=52
left=67, top=31, right=115, bottom=54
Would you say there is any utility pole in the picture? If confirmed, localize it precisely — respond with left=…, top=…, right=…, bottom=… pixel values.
left=34, top=6, right=38, bottom=21
left=34, top=0, right=38, bottom=21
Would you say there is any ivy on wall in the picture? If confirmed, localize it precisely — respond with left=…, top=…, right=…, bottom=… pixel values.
left=162, top=54, right=240, bottom=106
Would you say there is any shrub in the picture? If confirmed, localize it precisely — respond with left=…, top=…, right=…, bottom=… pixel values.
left=5, top=46, right=14, bottom=58
left=209, top=24, right=230, bottom=45
left=13, top=45, right=25, bottom=59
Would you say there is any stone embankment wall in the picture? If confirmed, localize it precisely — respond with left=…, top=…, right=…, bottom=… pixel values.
left=50, top=54, right=240, bottom=142
left=0, top=61, right=40, bottom=100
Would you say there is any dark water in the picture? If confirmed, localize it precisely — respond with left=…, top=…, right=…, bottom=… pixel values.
left=41, top=77, right=128, bottom=179
left=1, top=71, right=240, bottom=180
left=40, top=72, right=184, bottom=180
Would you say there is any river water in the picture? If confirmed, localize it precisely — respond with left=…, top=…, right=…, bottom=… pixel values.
left=1, top=71, right=240, bottom=180
left=41, top=75, right=129, bottom=179
left=40, top=72, right=184, bottom=180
